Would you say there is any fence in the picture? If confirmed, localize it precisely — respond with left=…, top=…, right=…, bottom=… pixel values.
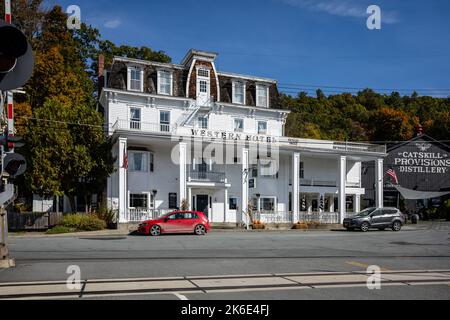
left=7, top=212, right=63, bottom=231
left=298, top=212, right=340, bottom=224
left=253, top=211, right=293, bottom=224
left=127, top=209, right=173, bottom=222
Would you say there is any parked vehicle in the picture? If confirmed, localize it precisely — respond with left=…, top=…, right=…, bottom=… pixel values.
left=138, top=211, right=210, bottom=236
left=343, top=207, right=405, bottom=232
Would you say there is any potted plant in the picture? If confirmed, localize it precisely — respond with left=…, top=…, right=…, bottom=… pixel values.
left=252, top=219, right=266, bottom=230
left=292, top=221, right=308, bottom=230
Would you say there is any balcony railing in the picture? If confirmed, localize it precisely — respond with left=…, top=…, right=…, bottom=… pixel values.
left=112, top=119, right=172, bottom=134
left=332, top=141, right=386, bottom=153
left=300, top=179, right=337, bottom=187
left=188, top=170, right=226, bottom=183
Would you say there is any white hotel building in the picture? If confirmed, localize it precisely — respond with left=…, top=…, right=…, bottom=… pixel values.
left=99, top=49, right=387, bottom=226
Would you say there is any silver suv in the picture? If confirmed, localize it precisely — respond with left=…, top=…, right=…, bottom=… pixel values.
left=343, top=207, right=405, bottom=232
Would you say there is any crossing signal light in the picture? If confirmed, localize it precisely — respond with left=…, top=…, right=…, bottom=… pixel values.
left=0, top=20, right=34, bottom=91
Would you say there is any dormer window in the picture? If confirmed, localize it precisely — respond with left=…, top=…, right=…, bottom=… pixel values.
left=232, top=80, right=245, bottom=105
left=197, top=68, right=210, bottom=78
left=127, top=66, right=143, bottom=92
left=158, top=69, right=173, bottom=95
left=256, top=84, right=269, bottom=108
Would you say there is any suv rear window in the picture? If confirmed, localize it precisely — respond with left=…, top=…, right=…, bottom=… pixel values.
left=383, top=209, right=398, bottom=215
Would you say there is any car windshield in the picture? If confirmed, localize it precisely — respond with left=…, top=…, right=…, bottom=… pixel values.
left=355, top=207, right=376, bottom=217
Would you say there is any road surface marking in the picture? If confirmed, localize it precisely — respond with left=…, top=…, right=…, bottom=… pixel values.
left=346, top=261, right=391, bottom=271
left=173, top=292, right=189, bottom=300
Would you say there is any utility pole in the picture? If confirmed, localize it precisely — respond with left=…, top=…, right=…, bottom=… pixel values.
left=0, top=3, right=34, bottom=268
left=1, top=0, right=13, bottom=269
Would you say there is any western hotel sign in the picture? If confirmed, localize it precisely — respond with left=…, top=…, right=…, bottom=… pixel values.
left=191, top=129, right=277, bottom=143
left=394, top=143, right=450, bottom=174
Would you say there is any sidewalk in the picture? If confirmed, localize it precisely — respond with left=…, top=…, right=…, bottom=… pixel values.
left=8, top=221, right=448, bottom=238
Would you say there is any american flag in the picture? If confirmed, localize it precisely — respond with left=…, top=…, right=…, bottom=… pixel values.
left=122, top=149, right=128, bottom=170
left=386, top=168, right=398, bottom=184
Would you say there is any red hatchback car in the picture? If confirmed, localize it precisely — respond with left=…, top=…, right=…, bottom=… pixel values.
left=138, top=211, right=210, bottom=236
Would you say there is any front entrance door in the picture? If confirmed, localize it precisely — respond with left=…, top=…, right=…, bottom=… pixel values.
left=196, top=69, right=210, bottom=106
left=196, top=195, right=209, bottom=217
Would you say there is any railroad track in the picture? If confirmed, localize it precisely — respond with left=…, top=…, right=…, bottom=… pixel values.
left=1, top=269, right=449, bottom=300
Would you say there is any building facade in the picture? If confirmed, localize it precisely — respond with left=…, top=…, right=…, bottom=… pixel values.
left=362, top=132, right=450, bottom=214
left=99, top=49, right=387, bottom=225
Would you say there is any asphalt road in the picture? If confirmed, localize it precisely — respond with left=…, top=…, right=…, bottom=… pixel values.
left=1, top=222, right=449, bottom=299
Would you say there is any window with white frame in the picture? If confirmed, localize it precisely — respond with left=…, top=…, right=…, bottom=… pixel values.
left=232, top=81, right=245, bottom=104
left=256, top=84, right=269, bottom=108
left=160, top=110, right=170, bottom=132
left=234, top=118, right=244, bottom=132
left=128, top=66, right=143, bottom=92
left=197, top=68, right=210, bottom=78
left=129, top=151, right=149, bottom=172
left=158, top=70, right=172, bottom=95
left=199, top=80, right=208, bottom=93
left=198, top=116, right=208, bottom=129
left=130, top=107, right=141, bottom=130
left=260, top=197, right=275, bottom=213
left=229, top=197, right=237, bottom=210
left=129, top=194, right=148, bottom=209
left=257, top=121, right=267, bottom=134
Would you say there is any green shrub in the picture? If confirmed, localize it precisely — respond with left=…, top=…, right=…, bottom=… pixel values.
left=46, top=226, right=77, bottom=234
left=60, top=214, right=106, bottom=231
left=95, top=206, right=118, bottom=228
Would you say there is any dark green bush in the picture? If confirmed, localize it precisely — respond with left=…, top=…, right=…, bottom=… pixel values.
left=60, top=214, right=106, bottom=231
left=95, top=206, right=118, bottom=228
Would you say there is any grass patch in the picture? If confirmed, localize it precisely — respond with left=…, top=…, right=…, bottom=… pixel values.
left=46, top=226, right=77, bottom=234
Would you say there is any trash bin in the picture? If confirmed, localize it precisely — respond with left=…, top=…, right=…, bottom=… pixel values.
left=411, top=214, right=419, bottom=224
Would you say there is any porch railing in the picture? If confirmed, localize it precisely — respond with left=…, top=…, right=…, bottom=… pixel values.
left=188, top=170, right=226, bottom=183
left=253, top=211, right=293, bottom=223
left=127, top=209, right=173, bottom=222
left=112, top=119, right=172, bottom=134
left=298, top=212, right=340, bottom=224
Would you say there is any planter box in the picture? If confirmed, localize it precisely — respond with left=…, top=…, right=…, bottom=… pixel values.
left=292, top=223, right=308, bottom=230
left=251, top=224, right=266, bottom=230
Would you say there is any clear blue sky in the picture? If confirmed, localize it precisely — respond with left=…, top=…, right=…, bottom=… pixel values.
left=48, top=0, right=450, bottom=97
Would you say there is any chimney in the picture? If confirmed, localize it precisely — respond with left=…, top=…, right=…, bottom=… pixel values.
left=98, top=54, right=105, bottom=96
left=416, top=124, right=424, bottom=136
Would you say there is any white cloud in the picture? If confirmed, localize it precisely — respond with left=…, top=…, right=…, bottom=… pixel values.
left=278, top=0, right=399, bottom=24
left=104, top=19, right=122, bottom=29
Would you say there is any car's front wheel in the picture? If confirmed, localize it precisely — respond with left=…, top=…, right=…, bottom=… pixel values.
left=392, top=221, right=402, bottom=232
left=194, top=224, right=206, bottom=236
left=149, top=225, right=161, bottom=236
left=360, top=222, right=370, bottom=232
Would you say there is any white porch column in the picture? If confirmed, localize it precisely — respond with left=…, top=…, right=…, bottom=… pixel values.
left=329, top=195, right=335, bottom=213
left=224, top=188, right=228, bottom=223
left=188, top=187, right=192, bottom=210
left=292, top=152, right=300, bottom=222
left=354, top=194, right=361, bottom=213
left=375, top=158, right=384, bottom=208
left=179, top=142, right=187, bottom=208
left=241, top=147, right=249, bottom=228
left=338, top=155, right=347, bottom=223
left=118, top=138, right=128, bottom=223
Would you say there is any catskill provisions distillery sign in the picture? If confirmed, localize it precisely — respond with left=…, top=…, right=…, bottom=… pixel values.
left=394, top=143, right=450, bottom=174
